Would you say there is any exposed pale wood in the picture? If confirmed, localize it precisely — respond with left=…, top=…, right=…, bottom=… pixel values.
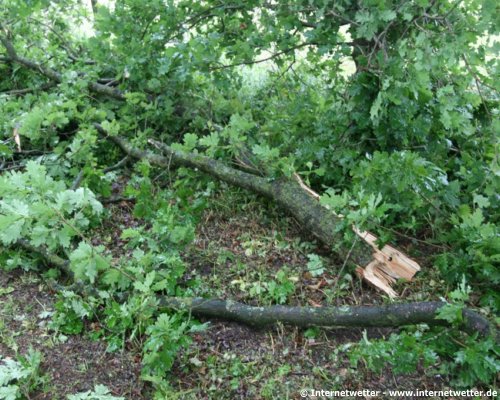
left=352, top=227, right=421, bottom=281
left=12, top=126, right=21, bottom=151
left=293, top=172, right=321, bottom=200
left=356, top=262, right=398, bottom=298
left=293, top=173, right=421, bottom=297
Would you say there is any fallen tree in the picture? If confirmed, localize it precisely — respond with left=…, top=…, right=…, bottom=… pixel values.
left=97, top=126, right=420, bottom=297
left=0, top=33, right=420, bottom=296
left=100, top=128, right=375, bottom=266
left=1, top=4, right=497, bottom=391
left=13, top=236, right=494, bottom=338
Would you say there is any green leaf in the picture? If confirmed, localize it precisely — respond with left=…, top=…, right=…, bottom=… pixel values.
left=69, top=243, right=109, bottom=283
left=30, top=225, right=51, bottom=247
left=0, top=144, right=13, bottom=157
left=199, top=132, right=219, bottom=154
left=380, top=10, right=397, bottom=22
left=182, top=133, right=198, bottom=151
left=370, top=93, right=383, bottom=125
left=473, top=194, right=490, bottom=209
left=320, top=189, right=349, bottom=211
left=251, top=144, right=279, bottom=162
left=0, top=215, right=25, bottom=245
left=134, top=271, right=156, bottom=293
left=436, top=303, right=463, bottom=324
left=67, top=384, right=125, bottom=400
left=306, top=254, right=324, bottom=277
left=100, top=120, right=120, bottom=136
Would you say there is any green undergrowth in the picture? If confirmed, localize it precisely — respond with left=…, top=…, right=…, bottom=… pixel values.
left=0, top=349, right=47, bottom=400
left=0, top=163, right=498, bottom=396
left=0, top=0, right=499, bottom=396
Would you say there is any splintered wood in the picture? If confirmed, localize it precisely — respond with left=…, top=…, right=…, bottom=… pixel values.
left=294, top=173, right=421, bottom=298
left=13, top=125, right=21, bottom=151
left=352, top=228, right=420, bottom=298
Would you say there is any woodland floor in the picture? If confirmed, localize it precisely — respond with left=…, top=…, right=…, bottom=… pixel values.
left=0, top=188, right=460, bottom=399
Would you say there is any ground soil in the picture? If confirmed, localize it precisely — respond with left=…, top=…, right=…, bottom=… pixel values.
left=0, top=195, right=460, bottom=399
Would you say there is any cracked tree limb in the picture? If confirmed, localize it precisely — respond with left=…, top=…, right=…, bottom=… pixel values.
left=11, top=239, right=495, bottom=337
left=95, top=125, right=375, bottom=268
left=97, top=126, right=421, bottom=298
left=0, top=32, right=421, bottom=296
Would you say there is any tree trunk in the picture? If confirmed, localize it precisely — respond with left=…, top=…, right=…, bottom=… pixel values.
left=160, top=297, right=492, bottom=337
left=13, top=239, right=495, bottom=338
left=90, top=0, right=98, bottom=16
left=100, top=129, right=374, bottom=267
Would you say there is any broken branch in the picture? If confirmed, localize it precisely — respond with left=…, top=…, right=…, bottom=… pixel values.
left=100, top=126, right=420, bottom=297
left=293, top=172, right=421, bottom=297
left=95, top=126, right=376, bottom=269
left=11, top=240, right=494, bottom=337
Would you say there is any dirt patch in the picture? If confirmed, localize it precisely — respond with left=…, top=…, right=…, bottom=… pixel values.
left=0, top=192, right=456, bottom=399
left=0, top=270, right=144, bottom=399
left=169, top=320, right=447, bottom=399
left=164, top=201, right=450, bottom=399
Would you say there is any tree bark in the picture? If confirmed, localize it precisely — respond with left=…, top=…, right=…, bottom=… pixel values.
left=90, top=0, right=98, bottom=16
left=12, top=239, right=494, bottom=338
left=160, top=297, right=493, bottom=337
left=97, top=127, right=375, bottom=267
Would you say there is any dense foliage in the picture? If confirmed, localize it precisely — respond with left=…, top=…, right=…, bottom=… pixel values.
left=0, top=0, right=498, bottom=397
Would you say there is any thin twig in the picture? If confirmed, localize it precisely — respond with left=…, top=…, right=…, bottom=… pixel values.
left=209, top=42, right=314, bottom=71
left=103, top=155, right=130, bottom=173
left=70, top=170, right=85, bottom=190
left=332, top=236, right=359, bottom=293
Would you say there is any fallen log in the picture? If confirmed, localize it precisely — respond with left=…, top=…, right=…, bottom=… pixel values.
left=96, top=125, right=421, bottom=296
left=160, top=297, right=492, bottom=337
left=98, top=128, right=374, bottom=265
left=11, top=240, right=495, bottom=337
left=0, top=36, right=421, bottom=296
